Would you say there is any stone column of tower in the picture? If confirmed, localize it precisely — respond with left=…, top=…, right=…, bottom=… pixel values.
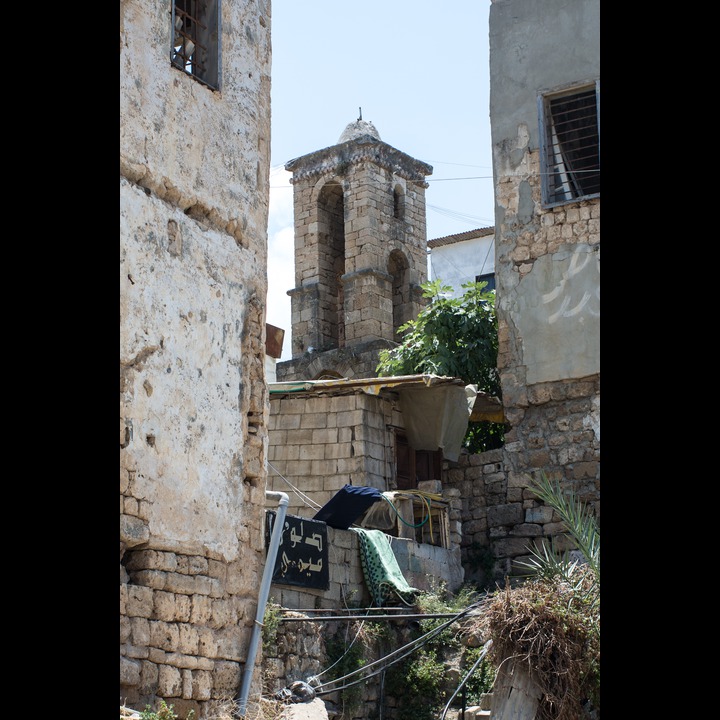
left=276, top=120, right=433, bottom=381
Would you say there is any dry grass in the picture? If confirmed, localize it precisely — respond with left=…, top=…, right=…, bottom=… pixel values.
left=120, top=695, right=286, bottom=720
left=467, top=570, right=600, bottom=720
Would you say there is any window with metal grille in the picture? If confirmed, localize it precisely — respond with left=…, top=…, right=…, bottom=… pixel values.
left=539, top=82, right=600, bottom=207
left=171, top=0, right=220, bottom=90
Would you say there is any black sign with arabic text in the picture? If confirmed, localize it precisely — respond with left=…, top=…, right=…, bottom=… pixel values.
left=265, top=511, right=329, bottom=590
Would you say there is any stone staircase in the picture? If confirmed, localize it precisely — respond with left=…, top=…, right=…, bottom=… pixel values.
left=444, top=691, right=493, bottom=719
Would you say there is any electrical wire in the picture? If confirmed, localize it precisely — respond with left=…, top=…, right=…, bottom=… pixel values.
left=267, top=461, right=323, bottom=511
left=314, top=617, right=461, bottom=695
left=426, top=203, right=494, bottom=226
left=430, top=237, right=496, bottom=284
left=306, top=604, right=377, bottom=685
left=425, top=161, right=492, bottom=169
left=439, top=639, right=493, bottom=720
left=313, top=612, right=454, bottom=692
left=427, top=175, right=493, bottom=182
left=311, top=600, right=484, bottom=696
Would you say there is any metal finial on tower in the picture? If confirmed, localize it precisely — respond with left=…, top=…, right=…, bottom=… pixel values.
left=337, top=115, right=380, bottom=143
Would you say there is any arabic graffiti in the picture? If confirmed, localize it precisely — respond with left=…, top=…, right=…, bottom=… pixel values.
left=265, top=511, right=329, bottom=590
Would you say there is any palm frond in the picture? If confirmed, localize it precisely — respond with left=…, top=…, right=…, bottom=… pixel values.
left=529, top=471, right=600, bottom=582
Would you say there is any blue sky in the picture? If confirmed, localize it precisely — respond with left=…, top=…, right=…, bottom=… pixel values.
left=267, top=0, right=494, bottom=360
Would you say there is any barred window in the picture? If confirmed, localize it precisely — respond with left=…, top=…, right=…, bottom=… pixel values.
left=539, top=82, right=600, bottom=207
left=171, top=1, right=220, bottom=90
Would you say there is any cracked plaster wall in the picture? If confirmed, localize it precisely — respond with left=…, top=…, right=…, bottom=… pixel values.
left=482, top=0, right=600, bottom=560
left=489, top=0, right=600, bottom=398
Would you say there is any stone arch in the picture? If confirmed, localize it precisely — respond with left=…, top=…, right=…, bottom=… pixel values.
left=316, top=180, right=346, bottom=349
left=305, top=356, right=358, bottom=380
left=387, top=249, right=411, bottom=343
left=312, top=369, right=343, bottom=380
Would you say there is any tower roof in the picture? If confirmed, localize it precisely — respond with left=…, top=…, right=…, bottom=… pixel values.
left=338, top=119, right=381, bottom=143
left=285, top=118, right=431, bottom=184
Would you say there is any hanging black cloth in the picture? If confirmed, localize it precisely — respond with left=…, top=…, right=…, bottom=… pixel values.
left=312, top=484, right=383, bottom=529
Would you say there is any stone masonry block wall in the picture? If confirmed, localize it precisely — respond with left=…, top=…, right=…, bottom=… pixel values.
left=261, top=526, right=465, bottom=713
left=442, top=378, right=600, bottom=587
left=265, top=525, right=464, bottom=609
left=267, top=392, right=396, bottom=517
left=267, top=526, right=370, bottom=611
left=342, top=268, right=394, bottom=344
left=287, top=140, right=430, bottom=359
left=120, top=547, right=250, bottom=713
left=275, top=339, right=398, bottom=382
left=264, top=610, right=454, bottom=720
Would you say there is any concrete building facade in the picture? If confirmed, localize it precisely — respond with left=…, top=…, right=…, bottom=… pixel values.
left=484, top=0, right=600, bottom=571
left=428, top=227, right=496, bottom=297
left=120, top=1, right=272, bottom=716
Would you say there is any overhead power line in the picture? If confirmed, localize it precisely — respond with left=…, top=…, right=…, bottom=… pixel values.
left=427, top=175, right=493, bottom=182
left=427, top=204, right=493, bottom=226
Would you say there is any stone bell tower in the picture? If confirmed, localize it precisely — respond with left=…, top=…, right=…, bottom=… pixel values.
left=276, top=119, right=433, bottom=381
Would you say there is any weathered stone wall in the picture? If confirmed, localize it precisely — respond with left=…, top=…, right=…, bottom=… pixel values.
left=266, top=525, right=463, bottom=612
left=479, top=0, right=600, bottom=576
left=275, top=339, right=398, bottom=381
left=285, top=134, right=431, bottom=363
left=263, top=614, right=424, bottom=720
left=263, top=598, right=473, bottom=720
left=443, top=401, right=600, bottom=588
left=120, top=1, right=272, bottom=716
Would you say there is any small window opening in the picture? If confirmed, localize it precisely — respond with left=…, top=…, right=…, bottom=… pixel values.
left=475, top=273, right=495, bottom=292
left=393, top=185, right=405, bottom=220
left=540, top=82, right=600, bottom=206
left=171, top=1, right=220, bottom=90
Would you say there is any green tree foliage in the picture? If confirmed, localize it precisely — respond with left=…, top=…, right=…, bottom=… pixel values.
left=384, top=582, right=495, bottom=720
left=376, top=279, right=506, bottom=452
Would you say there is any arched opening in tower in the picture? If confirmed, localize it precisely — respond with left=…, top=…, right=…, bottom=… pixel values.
left=317, top=182, right=345, bottom=349
left=388, top=249, right=411, bottom=344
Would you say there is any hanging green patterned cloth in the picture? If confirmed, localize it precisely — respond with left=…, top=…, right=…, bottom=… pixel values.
left=351, top=528, right=419, bottom=607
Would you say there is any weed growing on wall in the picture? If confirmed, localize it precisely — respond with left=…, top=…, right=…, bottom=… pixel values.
left=139, top=700, right=195, bottom=720
left=324, top=625, right=369, bottom=717
left=461, top=644, right=496, bottom=702
left=261, top=598, right=282, bottom=652
left=382, top=580, right=496, bottom=720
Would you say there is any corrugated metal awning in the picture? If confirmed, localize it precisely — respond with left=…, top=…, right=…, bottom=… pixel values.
left=268, top=374, right=467, bottom=397
left=270, top=375, right=503, bottom=417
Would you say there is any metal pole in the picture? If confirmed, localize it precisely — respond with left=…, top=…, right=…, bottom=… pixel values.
left=237, top=491, right=289, bottom=717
